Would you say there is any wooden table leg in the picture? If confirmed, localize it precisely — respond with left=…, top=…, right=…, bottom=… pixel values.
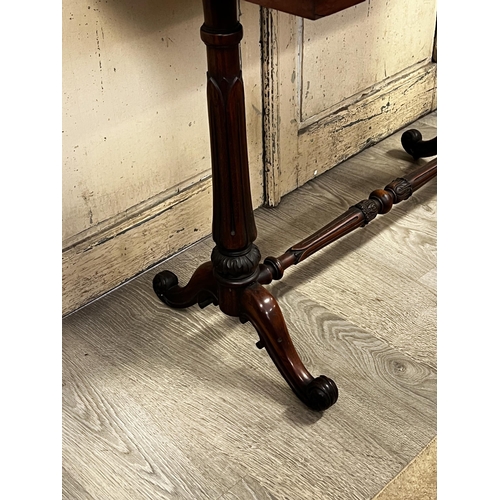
left=153, top=0, right=338, bottom=411
left=153, top=0, right=437, bottom=412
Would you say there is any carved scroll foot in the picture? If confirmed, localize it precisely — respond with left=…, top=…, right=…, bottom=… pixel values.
left=240, top=283, right=338, bottom=411
left=401, top=129, right=437, bottom=159
left=153, top=261, right=218, bottom=309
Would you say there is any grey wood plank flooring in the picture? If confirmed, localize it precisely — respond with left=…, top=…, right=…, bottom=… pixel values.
left=63, top=113, right=437, bottom=500
left=254, top=115, right=437, bottom=368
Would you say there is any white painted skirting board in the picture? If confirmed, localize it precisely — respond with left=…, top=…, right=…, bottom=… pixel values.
left=62, top=179, right=213, bottom=316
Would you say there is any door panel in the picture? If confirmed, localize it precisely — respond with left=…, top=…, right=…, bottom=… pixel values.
left=262, top=0, right=437, bottom=205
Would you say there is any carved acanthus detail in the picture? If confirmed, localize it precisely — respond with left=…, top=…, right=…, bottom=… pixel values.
left=211, top=244, right=261, bottom=279
left=354, top=199, right=379, bottom=226
left=385, top=178, right=413, bottom=203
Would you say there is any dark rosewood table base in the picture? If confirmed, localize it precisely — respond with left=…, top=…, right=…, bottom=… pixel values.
left=401, top=129, right=437, bottom=159
left=153, top=0, right=437, bottom=411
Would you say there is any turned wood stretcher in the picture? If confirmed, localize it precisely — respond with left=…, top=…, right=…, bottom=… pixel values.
left=152, top=0, right=437, bottom=411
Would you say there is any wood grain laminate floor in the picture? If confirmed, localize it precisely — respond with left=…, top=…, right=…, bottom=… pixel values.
left=63, top=113, right=437, bottom=500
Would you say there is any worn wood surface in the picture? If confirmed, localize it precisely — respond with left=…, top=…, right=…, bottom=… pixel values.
left=62, top=179, right=213, bottom=316
left=63, top=113, right=436, bottom=499
left=262, top=1, right=437, bottom=206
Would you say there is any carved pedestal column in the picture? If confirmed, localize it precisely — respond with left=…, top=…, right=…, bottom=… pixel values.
left=200, top=0, right=261, bottom=316
left=153, top=0, right=339, bottom=411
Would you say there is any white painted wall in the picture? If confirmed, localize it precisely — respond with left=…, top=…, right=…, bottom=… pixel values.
left=300, top=0, right=437, bottom=122
left=62, top=0, right=437, bottom=314
left=62, top=0, right=263, bottom=248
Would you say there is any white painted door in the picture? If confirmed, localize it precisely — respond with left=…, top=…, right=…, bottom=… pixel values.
left=261, top=0, right=437, bottom=205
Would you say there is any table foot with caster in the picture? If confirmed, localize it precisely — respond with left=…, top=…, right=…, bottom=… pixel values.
left=240, top=283, right=339, bottom=411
